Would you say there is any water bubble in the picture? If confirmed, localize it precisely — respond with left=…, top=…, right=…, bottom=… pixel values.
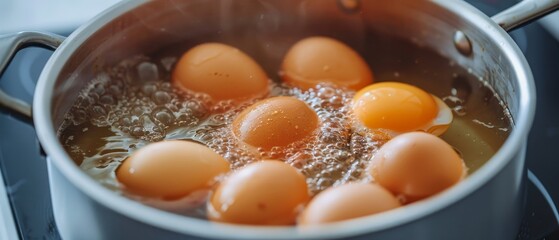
left=161, top=82, right=172, bottom=90
left=109, top=85, right=123, bottom=96
left=317, top=87, right=335, bottom=98
left=107, top=111, right=121, bottom=124
left=99, top=95, right=115, bottom=105
left=187, top=101, right=208, bottom=118
left=153, top=91, right=171, bottom=105
left=89, top=92, right=100, bottom=102
left=93, top=83, right=106, bottom=96
left=132, top=106, right=145, bottom=116
left=142, top=83, right=157, bottom=95
left=211, top=114, right=226, bottom=123
left=329, top=96, right=343, bottom=107
left=71, top=109, right=88, bottom=125
left=137, top=62, right=159, bottom=82
left=91, top=105, right=107, bottom=118
left=153, top=107, right=175, bottom=125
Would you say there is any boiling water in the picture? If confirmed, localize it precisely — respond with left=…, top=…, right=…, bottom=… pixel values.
left=58, top=35, right=511, bottom=207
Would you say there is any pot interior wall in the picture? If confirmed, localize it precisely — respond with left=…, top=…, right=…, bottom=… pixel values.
left=51, top=0, right=520, bottom=145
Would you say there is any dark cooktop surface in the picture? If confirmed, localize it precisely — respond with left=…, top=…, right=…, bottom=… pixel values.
left=1, top=1, right=558, bottom=239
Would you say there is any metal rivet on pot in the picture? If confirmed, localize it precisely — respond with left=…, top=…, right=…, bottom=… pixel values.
left=453, top=31, right=473, bottom=57
left=337, top=0, right=361, bottom=14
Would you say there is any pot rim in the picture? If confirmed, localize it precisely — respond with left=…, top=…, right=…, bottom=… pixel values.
left=33, top=0, right=536, bottom=239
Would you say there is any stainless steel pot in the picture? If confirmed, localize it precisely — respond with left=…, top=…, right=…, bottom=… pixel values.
left=0, top=0, right=557, bottom=239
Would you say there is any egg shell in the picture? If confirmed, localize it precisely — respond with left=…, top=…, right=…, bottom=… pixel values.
left=172, top=43, right=269, bottom=101
left=116, top=140, right=230, bottom=200
left=232, top=96, right=319, bottom=150
left=281, top=36, right=373, bottom=90
left=369, top=132, right=466, bottom=201
left=299, top=183, right=401, bottom=225
left=208, top=160, right=310, bottom=225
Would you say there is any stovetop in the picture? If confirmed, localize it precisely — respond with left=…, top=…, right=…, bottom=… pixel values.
left=1, top=1, right=558, bottom=239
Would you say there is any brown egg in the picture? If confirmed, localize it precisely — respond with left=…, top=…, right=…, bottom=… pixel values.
left=172, top=43, right=269, bottom=101
left=299, top=183, right=401, bottom=225
left=369, top=132, right=466, bottom=201
left=116, top=140, right=230, bottom=200
left=281, top=36, right=373, bottom=90
left=232, top=96, right=319, bottom=150
left=208, top=160, right=310, bottom=225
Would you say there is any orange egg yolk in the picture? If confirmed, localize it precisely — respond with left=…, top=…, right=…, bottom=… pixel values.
left=232, top=96, right=319, bottom=150
left=352, top=82, right=438, bottom=133
left=172, top=43, right=269, bottom=101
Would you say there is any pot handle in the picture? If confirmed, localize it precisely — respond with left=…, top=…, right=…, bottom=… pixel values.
left=0, top=31, right=65, bottom=120
left=492, top=0, right=559, bottom=32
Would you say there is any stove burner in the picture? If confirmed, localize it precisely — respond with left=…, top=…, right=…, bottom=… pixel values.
left=528, top=171, right=559, bottom=224
left=517, top=170, right=559, bottom=239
